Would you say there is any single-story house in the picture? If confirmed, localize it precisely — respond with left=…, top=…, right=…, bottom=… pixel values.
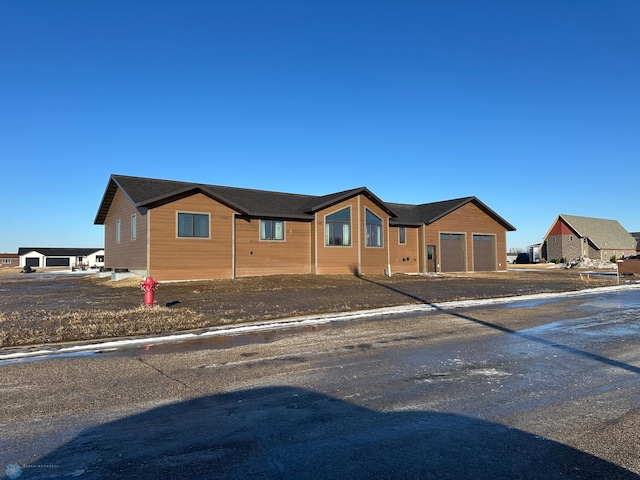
left=541, top=214, right=637, bottom=263
left=0, top=253, right=20, bottom=268
left=94, top=174, right=516, bottom=281
left=18, top=248, right=105, bottom=269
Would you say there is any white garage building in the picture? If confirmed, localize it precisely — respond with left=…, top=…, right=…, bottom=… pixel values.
left=18, top=247, right=105, bottom=269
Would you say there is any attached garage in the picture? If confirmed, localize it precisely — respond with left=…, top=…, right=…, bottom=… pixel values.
left=440, top=233, right=466, bottom=272
left=473, top=234, right=496, bottom=271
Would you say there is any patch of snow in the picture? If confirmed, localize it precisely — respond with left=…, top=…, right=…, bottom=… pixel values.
left=561, top=256, right=617, bottom=270
left=2, top=283, right=640, bottom=362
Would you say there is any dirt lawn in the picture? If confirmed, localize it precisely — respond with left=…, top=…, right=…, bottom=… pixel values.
left=0, top=267, right=627, bottom=348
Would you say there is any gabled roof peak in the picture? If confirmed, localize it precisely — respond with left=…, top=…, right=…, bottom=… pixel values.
left=95, top=175, right=514, bottom=232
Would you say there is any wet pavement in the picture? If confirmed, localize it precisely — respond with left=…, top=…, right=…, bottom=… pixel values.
left=1, top=289, right=639, bottom=479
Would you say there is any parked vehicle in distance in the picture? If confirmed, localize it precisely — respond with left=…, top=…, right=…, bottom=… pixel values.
left=514, top=253, right=530, bottom=264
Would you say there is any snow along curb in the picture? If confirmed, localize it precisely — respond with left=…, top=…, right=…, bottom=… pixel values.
left=2, top=283, right=639, bottom=362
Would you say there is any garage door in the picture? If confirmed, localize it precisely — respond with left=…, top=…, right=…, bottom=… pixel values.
left=440, top=233, right=465, bottom=272
left=46, top=257, right=70, bottom=267
left=473, top=235, right=496, bottom=271
left=26, top=257, right=40, bottom=267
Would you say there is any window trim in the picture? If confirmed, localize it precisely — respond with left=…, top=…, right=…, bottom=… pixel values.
left=324, top=206, right=352, bottom=247
left=260, top=219, right=285, bottom=241
left=365, top=208, right=383, bottom=248
left=176, top=211, right=210, bottom=239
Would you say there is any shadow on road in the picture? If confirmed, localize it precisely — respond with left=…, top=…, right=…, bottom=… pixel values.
left=27, top=386, right=637, bottom=479
left=362, top=276, right=640, bottom=376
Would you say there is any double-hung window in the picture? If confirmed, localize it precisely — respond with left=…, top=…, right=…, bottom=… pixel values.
left=325, top=207, right=351, bottom=246
left=261, top=220, right=284, bottom=240
left=366, top=209, right=383, bottom=247
left=178, top=212, right=209, bottom=238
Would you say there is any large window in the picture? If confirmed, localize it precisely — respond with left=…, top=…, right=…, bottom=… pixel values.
left=325, top=207, right=351, bottom=246
left=178, top=212, right=209, bottom=238
left=261, top=220, right=284, bottom=240
left=366, top=209, right=383, bottom=247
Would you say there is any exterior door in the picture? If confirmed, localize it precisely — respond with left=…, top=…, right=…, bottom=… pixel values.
left=427, top=245, right=436, bottom=272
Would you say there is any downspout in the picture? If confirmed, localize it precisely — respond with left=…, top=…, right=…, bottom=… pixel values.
left=312, top=216, right=317, bottom=275
left=232, top=214, right=236, bottom=279
left=386, top=217, right=391, bottom=277
left=146, top=209, right=151, bottom=277
left=357, top=198, right=362, bottom=275
left=420, top=224, right=426, bottom=273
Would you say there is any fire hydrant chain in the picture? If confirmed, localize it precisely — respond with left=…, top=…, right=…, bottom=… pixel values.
left=140, top=276, right=159, bottom=306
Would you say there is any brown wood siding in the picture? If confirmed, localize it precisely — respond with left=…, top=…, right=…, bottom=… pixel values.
left=389, top=226, right=420, bottom=274
left=104, top=188, right=148, bottom=271
left=235, top=218, right=312, bottom=277
left=148, top=193, right=235, bottom=280
left=424, top=202, right=508, bottom=272
left=315, top=198, right=360, bottom=275
left=360, top=198, right=391, bottom=275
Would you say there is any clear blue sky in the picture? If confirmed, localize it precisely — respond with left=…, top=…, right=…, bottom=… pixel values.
left=1, top=1, right=638, bottom=253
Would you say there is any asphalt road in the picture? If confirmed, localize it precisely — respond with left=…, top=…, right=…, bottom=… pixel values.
left=2, top=288, right=639, bottom=479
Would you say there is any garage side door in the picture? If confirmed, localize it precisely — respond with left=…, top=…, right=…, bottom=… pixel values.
left=473, top=235, right=496, bottom=271
left=440, top=233, right=465, bottom=272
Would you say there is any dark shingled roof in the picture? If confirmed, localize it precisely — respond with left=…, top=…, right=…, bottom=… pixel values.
left=389, top=197, right=516, bottom=231
left=95, top=175, right=515, bottom=231
left=548, top=215, right=636, bottom=250
left=18, top=247, right=103, bottom=256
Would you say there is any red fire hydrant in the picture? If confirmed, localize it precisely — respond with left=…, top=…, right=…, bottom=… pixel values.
left=140, top=276, right=159, bottom=306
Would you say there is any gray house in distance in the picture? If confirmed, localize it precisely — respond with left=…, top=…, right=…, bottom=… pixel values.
left=541, top=215, right=637, bottom=263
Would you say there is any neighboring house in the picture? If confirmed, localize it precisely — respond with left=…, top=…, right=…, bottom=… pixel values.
left=541, top=215, right=637, bottom=263
left=0, top=253, right=19, bottom=268
left=94, top=174, right=516, bottom=281
left=631, top=232, right=640, bottom=251
left=18, top=248, right=105, bottom=269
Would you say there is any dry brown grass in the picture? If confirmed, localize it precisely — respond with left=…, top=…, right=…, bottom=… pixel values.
left=0, top=268, right=627, bottom=348
left=0, top=305, right=207, bottom=348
